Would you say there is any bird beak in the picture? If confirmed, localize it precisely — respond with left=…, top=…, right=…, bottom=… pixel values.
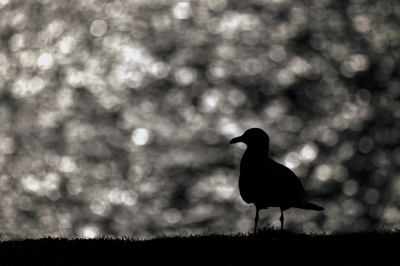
left=229, top=136, right=243, bottom=145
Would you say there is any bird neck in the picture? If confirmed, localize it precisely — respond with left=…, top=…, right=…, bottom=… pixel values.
left=240, top=146, right=269, bottom=172
left=246, top=145, right=269, bottom=157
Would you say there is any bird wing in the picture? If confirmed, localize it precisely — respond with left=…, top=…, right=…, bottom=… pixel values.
left=267, top=158, right=307, bottom=198
left=239, top=157, right=307, bottom=208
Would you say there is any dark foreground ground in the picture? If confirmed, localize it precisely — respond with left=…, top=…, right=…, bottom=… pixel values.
left=0, top=227, right=399, bottom=265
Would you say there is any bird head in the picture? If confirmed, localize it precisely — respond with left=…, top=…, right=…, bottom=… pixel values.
left=229, top=128, right=270, bottom=147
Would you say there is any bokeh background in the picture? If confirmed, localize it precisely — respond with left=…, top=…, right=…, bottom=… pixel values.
left=0, top=0, right=399, bottom=239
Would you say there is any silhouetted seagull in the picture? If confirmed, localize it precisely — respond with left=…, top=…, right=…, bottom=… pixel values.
left=230, top=128, right=324, bottom=234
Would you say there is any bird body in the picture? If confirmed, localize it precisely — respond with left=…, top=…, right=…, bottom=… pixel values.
left=230, top=128, right=324, bottom=234
left=239, top=157, right=306, bottom=210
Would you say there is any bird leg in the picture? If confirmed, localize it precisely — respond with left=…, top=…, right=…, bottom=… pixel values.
left=254, top=207, right=260, bottom=235
left=279, top=208, right=284, bottom=230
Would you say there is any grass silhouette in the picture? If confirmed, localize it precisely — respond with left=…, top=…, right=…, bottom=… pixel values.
left=0, top=226, right=399, bottom=265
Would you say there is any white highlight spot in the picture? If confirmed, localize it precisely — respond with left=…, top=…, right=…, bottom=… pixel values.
left=300, top=143, right=319, bottom=163
left=37, top=53, right=54, bottom=70
left=106, top=1, right=123, bottom=17
left=173, top=2, right=192, bottom=19
left=90, top=199, right=106, bottom=215
left=82, top=226, right=98, bottom=239
left=66, top=180, right=82, bottom=195
left=175, top=67, right=197, bottom=87
left=59, top=36, right=77, bottom=54
left=315, top=164, right=332, bottom=181
left=123, top=190, right=138, bottom=206
left=132, top=128, right=152, bottom=146
left=284, top=152, right=301, bottom=169
left=90, top=20, right=107, bottom=37
left=59, top=156, right=77, bottom=173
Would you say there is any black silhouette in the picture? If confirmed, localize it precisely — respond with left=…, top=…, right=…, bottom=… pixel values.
left=230, top=128, right=324, bottom=234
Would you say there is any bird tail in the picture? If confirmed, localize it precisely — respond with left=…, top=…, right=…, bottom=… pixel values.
left=306, top=202, right=324, bottom=211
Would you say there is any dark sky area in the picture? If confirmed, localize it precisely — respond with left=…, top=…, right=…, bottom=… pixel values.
left=0, top=0, right=399, bottom=238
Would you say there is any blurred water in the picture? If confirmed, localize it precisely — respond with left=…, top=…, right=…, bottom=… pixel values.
left=0, top=0, right=399, bottom=239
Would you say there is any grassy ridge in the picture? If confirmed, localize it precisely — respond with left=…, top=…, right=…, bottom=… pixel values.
left=0, top=227, right=399, bottom=265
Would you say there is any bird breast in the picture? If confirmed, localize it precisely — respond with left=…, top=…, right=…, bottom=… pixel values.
left=239, top=149, right=268, bottom=174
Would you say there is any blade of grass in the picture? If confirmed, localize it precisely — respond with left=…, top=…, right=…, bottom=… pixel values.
left=306, top=224, right=317, bottom=235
